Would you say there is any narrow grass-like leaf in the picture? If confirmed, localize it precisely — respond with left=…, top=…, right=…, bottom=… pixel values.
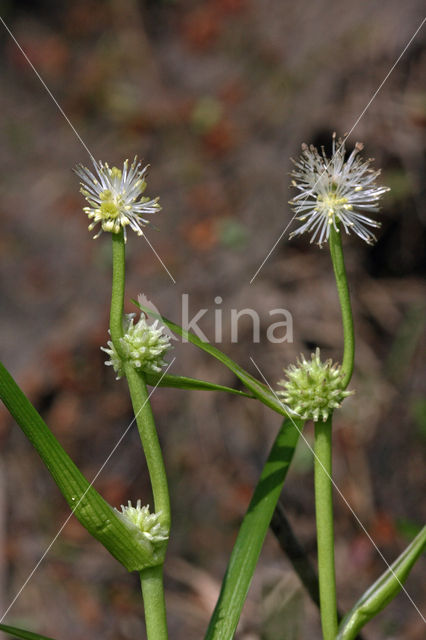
left=133, top=301, right=291, bottom=418
left=205, top=418, right=303, bottom=640
left=144, top=372, right=254, bottom=398
left=0, top=360, right=161, bottom=571
left=337, top=526, right=426, bottom=640
left=0, top=623, right=56, bottom=640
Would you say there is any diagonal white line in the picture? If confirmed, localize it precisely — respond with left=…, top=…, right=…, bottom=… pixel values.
left=250, top=15, right=426, bottom=284
left=0, top=16, right=95, bottom=162
left=0, top=14, right=177, bottom=285
left=342, top=15, right=426, bottom=143
left=250, top=220, right=294, bottom=284
left=143, top=234, right=176, bottom=284
left=0, top=358, right=176, bottom=624
left=249, top=356, right=426, bottom=623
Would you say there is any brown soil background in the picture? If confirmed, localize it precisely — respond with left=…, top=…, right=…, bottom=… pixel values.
left=0, top=1, right=425, bottom=639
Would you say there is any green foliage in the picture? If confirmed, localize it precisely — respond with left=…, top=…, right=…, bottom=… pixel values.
left=336, top=526, right=426, bottom=640
left=205, top=418, right=303, bottom=640
left=145, top=371, right=254, bottom=397
left=0, top=623, right=56, bottom=639
left=133, top=300, right=292, bottom=418
left=0, top=361, right=164, bottom=572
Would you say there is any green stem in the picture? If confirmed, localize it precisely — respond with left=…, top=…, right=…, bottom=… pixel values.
left=140, top=566, right=168, bottom=640
left=109, top=229, right=170, bottom=524
left=125, top=364, right=171, bottom=529
left=329, top=226, right=354, bottom=388
left=130, top=373, right=170, bottom=640
left=109, top=229, right=170, bottom=638
left=314, top=415, right=338, bottom=640
left=110, top=229, right=126, bottom=358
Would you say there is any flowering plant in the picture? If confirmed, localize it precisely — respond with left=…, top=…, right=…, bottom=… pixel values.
left=0, top=140, right=424, bottom=640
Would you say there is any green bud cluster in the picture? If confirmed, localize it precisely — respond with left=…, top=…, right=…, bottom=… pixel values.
left=102, top=313, right=171, bottom=378
left=117, top=500, right=169, bottom=547
left=277, top=348, right=353, bottom=422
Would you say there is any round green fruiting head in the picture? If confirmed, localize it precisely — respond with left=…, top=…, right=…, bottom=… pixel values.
left=114, top=500, right=169, bottom=566
left=116, top=500, right=169, bottom=547
left=101, top=313, right=172, bottom=379
left=277, top=348, right=353, bottom=422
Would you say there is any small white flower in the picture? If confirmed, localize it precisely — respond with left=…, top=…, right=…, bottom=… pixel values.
left=101, top=313, right=171, bottom=378
left=289, top=134, right=389, bottom=246
left=75, top=157, right=160, bottom=241
left=117, top=500, right=168, bottom=546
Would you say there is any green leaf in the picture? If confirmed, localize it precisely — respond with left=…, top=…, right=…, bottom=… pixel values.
left=0, top=623, right=56, bottom=640
left=337, top=526, right=426, bottom=640
left=133, top=301, right=291, bottom=418
left=205, top=418, right=303, bottom=640
left=0, top=360, right=162, bottom=572
left=145, top=372, right=254, bottom=398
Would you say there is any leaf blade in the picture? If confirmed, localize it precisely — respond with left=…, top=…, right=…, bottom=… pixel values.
left=144, top=372, right=254, bottom=397
left=133, top=301, right=290, bottom=417
left=0, top=360, right=158, bottom=571
left=337, top=526, right=426, bottom=640
left=205, top=418, right=303, bottom=640
left=0, top=623, right=56, bottom=640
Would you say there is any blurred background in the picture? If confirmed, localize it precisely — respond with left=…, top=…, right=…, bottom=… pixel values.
left=0, top=1, right=425, bottom=638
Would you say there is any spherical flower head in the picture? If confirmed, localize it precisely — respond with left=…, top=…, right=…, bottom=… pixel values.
left=289, top=133, right=390, bottom=247
left=277, top=348, right=353, bottom=422
left=116, top=500, right=168, bottom=547
left=75, top=157, right=161, bottom=241
left=101, top=313, right=172, bottom=378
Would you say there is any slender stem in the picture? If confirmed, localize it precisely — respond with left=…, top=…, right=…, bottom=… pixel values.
left=109, top=229, right=170, bottom=523
left=140, top=566, right=168, bottom=640
left=329, top=226, right=354, bottom=388
left=109, top=229, right=170, bottom=638
left=270, top=500, right=367, bottom=640
left=124, top=364, right=171, bottom=529
left=130, top=370, right=170, bottom=640
left=110, top=229, right=126, bottom=358
left=314, top=415, right=338, bottom=640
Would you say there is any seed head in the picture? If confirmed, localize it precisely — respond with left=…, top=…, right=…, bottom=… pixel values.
left=277, top=348, right=353, bottom=422
left=102, top=313, right=171, bottom=378
left=117, top=500, right=168, bottom=546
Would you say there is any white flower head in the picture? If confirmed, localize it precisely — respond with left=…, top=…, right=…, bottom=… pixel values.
left=277, top=348, right=353, bottom=422
left=101, top=313, right=172, bottom=379
left=116, top=500, right=168, bottom=546
left=75, top=157, right=161, bottom=241
left=289, top=134, right=390, bottom=246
